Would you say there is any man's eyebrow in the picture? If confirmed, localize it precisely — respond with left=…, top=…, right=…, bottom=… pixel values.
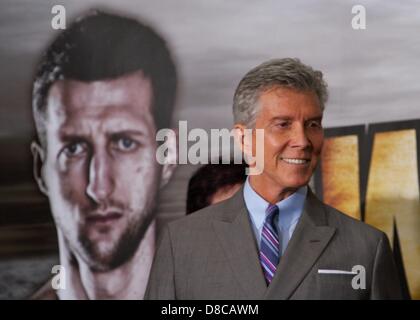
left=270, top=116, right=293, bottom=122
left=107, top=130, right=146, bottom=138
left=306, top=116, right=323, bottom=122
left=59, top=133, right=87, bottom=142
left=269, top=115, right=323, bottom=122
left=59, top=130, right=146, bottom=142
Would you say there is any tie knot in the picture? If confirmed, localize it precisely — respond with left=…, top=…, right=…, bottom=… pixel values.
left=265, top=204, right=279, bottom=224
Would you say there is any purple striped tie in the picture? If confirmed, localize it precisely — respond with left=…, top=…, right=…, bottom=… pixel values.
left=260, top=204, right=280, bottom=285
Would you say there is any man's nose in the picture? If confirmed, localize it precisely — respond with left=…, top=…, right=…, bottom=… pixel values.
left=290, top=124, right=311, bottom=149
left=86, top=152, right=115, bottom=203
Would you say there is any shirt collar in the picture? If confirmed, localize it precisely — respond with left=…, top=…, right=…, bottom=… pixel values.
left=243, top=177, right=307, bottom=229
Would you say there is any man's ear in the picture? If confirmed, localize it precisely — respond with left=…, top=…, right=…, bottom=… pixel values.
left=159, top=128, right=178, bottom=189
left=31, top=141, right=49, bottom=196
left=234, top=124, right=246, bottom=153
left=234, top=124, right=255, bottom=165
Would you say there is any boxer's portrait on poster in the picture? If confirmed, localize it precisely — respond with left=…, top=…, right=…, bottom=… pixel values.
left=30, top=11, right=177, bottom=299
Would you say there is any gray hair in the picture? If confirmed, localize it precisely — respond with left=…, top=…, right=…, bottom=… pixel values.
left=233, top=58, right=328, bottom=127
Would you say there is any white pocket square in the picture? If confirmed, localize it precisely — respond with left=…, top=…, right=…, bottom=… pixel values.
left=318, top=269, right=357, bottom=275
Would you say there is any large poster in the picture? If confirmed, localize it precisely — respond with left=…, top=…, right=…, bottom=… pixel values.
left=315, top=120, right=420, bottom=299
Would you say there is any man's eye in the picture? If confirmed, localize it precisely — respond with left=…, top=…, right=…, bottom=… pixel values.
left=63, top=142, right=86, bottom=157
left=308, top=121, right=322, bottom=129
left=276, top=122, right=290, bottom=128
left=115, top=137, right=138, bottom=151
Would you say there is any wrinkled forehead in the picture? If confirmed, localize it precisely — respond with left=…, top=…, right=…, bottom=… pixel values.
left=258, top=87, right=323, bottom=114
left=45, top=71, right=155, bottom=133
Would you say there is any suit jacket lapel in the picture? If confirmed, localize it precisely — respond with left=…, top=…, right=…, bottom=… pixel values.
left=212, top=187, right=267, bottom=298
left=264, top=188, right=336, bottom=299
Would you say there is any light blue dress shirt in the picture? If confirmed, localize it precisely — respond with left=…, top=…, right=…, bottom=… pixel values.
left=243, top=178, right=307, bottom=255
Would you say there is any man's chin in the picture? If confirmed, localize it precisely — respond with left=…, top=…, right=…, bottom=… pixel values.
left=69, top=212, right=154, bottom=272
left=77, top=230, right=141, bottom=272
left=279, top=176, right=311, bottom=192
left=79, top=240, right=122, bottom=272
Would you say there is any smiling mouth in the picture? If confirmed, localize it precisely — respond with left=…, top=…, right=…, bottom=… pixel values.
left=280, top=157, right=310, bottom=165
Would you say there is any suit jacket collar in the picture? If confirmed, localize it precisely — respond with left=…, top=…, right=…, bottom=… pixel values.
left=212, top=187, right=268, bottom=298
left=213, top=185, right=336, bottom=299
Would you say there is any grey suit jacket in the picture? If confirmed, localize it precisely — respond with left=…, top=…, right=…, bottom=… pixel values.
left=145, top=187, right=402, bottom=299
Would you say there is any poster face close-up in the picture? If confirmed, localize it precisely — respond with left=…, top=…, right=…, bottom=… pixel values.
left=0, top=0, right=419, bottom=301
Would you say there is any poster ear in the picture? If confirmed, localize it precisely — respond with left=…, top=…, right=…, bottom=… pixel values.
left=160, top=129, right=178, bottom=189
left=30, top=141, right=49, bottom=196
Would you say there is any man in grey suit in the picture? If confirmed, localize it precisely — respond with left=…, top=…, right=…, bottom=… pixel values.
left=145, top=58, right=402, bottom=299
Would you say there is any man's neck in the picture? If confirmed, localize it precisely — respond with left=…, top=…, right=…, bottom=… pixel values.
left=57, top=220, right=156, bottom=300
left=249, top=174, right=298, bottom=204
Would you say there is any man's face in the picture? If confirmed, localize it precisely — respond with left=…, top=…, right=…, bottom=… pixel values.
left=41, top=71, right=161, bottom=271
left=251, top=87, right=324, bottom=193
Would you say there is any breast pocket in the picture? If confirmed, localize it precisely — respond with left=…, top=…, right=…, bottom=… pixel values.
left=315, top=271, right=368, bottom=299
